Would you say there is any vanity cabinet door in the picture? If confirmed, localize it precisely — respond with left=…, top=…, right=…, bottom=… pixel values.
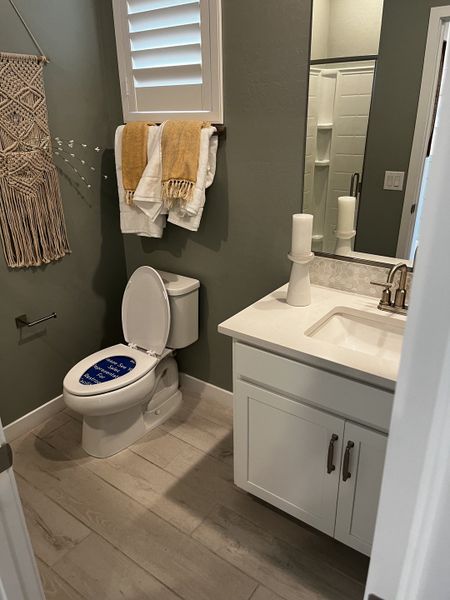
left=234, top=381, right=345, bottom=536
left=335, top=422, right=388, bottom=555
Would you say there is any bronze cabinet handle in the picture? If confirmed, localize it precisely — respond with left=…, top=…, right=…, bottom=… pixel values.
left=327, top=434, right=339, bottom=474
left=343, top=441, right=355, bottom=481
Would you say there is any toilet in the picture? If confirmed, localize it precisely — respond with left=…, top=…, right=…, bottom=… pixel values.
left=63, top=266, right=199, bottom=458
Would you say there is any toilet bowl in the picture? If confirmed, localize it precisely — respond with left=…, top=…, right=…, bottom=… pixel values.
left=63, top=266, right=199, bottom=458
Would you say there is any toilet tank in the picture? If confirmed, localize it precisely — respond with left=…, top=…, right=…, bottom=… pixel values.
left=157, top=270, right=200, bottom=349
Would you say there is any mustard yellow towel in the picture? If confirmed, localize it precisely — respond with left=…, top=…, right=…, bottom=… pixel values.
left=122, top=122, right=154, bottom=204
left=161, top=120, right=209, bottom=207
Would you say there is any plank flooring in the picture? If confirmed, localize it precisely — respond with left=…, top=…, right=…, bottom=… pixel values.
left=13, top=392, right=369, bottom=599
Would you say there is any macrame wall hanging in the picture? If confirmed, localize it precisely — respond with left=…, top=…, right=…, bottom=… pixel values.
left=0, top=51, right=71, bottom=268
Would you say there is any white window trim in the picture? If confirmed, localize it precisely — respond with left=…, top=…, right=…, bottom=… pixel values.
left=112, top=0, right=223, bottom=123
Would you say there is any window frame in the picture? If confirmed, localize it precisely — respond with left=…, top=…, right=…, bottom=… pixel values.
left=112, top=0, right=223, bottom=123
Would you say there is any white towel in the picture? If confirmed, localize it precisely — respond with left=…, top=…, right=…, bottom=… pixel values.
left=114, top=125, right=166, bottom=238
left=133, top=124, right=168, bottom=222
left=167, top=126, right=218, bottom=231
left=134, top=124, right=218, bottom=231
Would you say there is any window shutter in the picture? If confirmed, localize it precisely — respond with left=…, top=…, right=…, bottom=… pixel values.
left=113, top=0, right=223, bottom=122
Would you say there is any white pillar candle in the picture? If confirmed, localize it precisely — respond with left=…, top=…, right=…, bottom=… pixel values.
left=291, top=213, right=313, bottom=257
left=337, top=196, right=356, bottom=233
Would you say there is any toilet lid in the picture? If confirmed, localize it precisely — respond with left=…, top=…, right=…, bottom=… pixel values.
left=122, top=266, right=170, bottom=355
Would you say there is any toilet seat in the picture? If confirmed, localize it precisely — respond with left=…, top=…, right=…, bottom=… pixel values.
left=64, top=266, right=172, bottom=399
left=63, top=344, right=158, bottom=396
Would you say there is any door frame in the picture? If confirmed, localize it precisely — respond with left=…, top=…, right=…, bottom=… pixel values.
left=0, top=420, right=44, bottom=599
left=396, top=6, right=450, bottom=258
left=365, top=8, right=450, bottom=597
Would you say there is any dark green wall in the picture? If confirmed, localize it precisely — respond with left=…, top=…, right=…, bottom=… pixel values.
left=1, top=0, right=312, bottom=425
left=122, top=0, right=312, bottom=391
left=356, top=0, right=449, bottom=256
left=0, top=0, right=127, bottom=425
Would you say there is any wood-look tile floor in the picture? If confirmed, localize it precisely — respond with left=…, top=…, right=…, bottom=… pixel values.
left=13, top=393, right=369, bottom=600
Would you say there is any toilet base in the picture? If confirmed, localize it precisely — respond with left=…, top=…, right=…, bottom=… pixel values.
left=81, top=389, right=182, bottom=458
left=144, top=389, right=182, bottom=430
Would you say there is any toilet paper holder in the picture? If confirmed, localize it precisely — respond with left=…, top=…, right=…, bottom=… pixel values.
left=15, top=312, right=57, bottom=328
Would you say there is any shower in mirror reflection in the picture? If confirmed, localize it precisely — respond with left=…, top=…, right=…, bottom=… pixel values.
left=305, top=0, right=383, bottom=255
left=304, top=0, right=450, bottom=263
left=304, top=60, right=376, bottom=253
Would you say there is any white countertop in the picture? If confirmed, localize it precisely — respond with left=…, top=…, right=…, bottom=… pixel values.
left=219, top=284, right=407, bottom=391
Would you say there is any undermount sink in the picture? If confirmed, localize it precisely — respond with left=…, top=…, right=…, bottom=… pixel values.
left=305, top=307, right=405, bottom=363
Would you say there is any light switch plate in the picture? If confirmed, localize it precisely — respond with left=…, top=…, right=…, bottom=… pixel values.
left=384, top=171, right=405, bottom=191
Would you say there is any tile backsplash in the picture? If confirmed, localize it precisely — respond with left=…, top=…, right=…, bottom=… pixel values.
left=310, top=255, right=412, bottom=299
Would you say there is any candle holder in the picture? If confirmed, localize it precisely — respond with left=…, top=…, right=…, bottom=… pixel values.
left=311, top=234, right=324, bottom=252
left=286, top=252, right=315, bottom=307
left=334, top=229, right=356, bottom=256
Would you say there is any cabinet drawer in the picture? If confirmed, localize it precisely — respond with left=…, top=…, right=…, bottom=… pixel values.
left=234, top=342, right=393, bottom=432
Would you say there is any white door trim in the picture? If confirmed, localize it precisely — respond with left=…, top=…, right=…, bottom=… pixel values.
left=365, top=10, right=450, bottom=597
left=396, top=6, right=450, bottom=258
left=0, top=420, right=45, bottom=599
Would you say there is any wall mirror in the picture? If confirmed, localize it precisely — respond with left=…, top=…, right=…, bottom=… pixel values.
left=302, top=0, right=449, bottom=265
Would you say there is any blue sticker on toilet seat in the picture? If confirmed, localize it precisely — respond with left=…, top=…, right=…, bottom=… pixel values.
left=79, top=356, right=136, bottom=385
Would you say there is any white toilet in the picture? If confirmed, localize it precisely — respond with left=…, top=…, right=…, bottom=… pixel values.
left=63, top=266, right=199, bottom=458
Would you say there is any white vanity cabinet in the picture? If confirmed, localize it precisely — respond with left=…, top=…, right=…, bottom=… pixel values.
left=335, top=422, right=388, bottom=555
left=235, top=380, right=345, bottom=536
left=233, top=342, right=392, bottom=556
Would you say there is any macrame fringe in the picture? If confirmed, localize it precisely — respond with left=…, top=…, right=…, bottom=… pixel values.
left=0, top=165, right=71, bottom=268
left=162, top=179, right=194, bottom=209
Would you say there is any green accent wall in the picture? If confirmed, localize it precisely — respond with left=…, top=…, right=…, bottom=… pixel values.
left=356, top=0, right=450, bottom=256
left=122, top=0, right=312, bottom=391
left=1, top=0, right=312, bottom=426
left=0, top=0, right=126, bottom=425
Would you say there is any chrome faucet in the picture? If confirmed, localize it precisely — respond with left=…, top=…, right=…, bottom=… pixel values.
left=371, top=262, right=409, bottom=315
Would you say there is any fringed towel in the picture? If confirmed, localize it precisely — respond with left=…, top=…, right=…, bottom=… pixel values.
left=122, top=121, right=154, bottom=205
left=167, top=126, right=218, bottom=232
left=161, top=120, right=209, bottom=208
left=133, top=123, right=217, bottom=232
left=0, top=52, right=70, bottom=268
left=115, top=125, right=166, bottom=238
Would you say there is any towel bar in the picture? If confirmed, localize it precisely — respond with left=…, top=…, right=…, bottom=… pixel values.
left=213, top=125, right=226, bottom=137
left=154, top=124, right=225, bottom=137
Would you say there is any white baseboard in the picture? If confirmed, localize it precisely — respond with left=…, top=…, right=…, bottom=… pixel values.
left=180, top=373, right=232, bottom=406
left=3, top=375, right=230, bottom=443
left=4, top=394, right=65, bottom=443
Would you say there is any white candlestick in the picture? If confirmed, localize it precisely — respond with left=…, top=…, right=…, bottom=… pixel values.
left=291, top=214, right=313, bottom=257
left=286, top=255, right=314, bottom=306
left=337, top=196, right=356, bottom=233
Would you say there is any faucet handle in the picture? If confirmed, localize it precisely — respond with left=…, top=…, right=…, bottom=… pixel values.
left=370, top=281, right=392, bottom=307
left=370, top=281, right=393, bottom=289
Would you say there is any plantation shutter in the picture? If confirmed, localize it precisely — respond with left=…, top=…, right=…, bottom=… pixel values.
left=113, top=0, right=223, bottom=122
